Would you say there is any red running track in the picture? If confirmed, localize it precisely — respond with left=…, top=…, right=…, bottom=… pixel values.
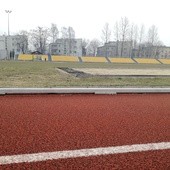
left=0, top=94, right=170, bottom=169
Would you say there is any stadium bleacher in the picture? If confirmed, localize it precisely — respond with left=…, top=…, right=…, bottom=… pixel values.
left=52, top=56, right=79, bottom=62
left=158, top=59, right=170, bottom=64
left=81, top=57, right=107, bottom=63
left=108, top=57, right=135, bottom=64
left=134, top=58, right=160, bottom=64
left=17, top=54, right=170, bottom=65
left=18, top=54, right=33, bottom=61
left=18, top=54, right=48, bottom=61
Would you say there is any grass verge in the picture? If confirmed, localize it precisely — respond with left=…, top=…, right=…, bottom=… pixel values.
left=0, top=61, right=170, bottom=88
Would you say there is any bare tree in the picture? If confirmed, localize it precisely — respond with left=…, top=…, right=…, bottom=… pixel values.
left=133, top=25, right=138, bottom=49
left=101, top=23, right=111, bottom=57
left=101, top=23, right=111, bottom=44
left=119, top=17, right=130, bottom=56
left=146, top=25, right=159, bottom=57
left=138, top=24, right=145, bottom=57
left=61, top=26, right=75, bottom=39
left=68, top=27, right=75, bottom=39
left=113, top=21, right=120, bottom=56
left=86, top=39, right=101, bottom=56
left=128, top=24, right=134, bottom=57
left=16, top=30, right=29, bottom=53
left=67, top=27, right=75, bottom=55
left=61, top=27, right=69, bottom=39
left=139, top=24, right=145, bottom=45
left=30, top=27, right=49, bottom=54
left=147, top=25, right=159, bottom=46
left=50, top=23, right=59, bottom=43
left=82, top=39, right=90, bottom=56
left=128, top=24, right=138, bottom=57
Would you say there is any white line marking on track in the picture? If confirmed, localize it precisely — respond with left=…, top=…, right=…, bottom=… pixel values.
left=0, top=142, right=170, bottom=165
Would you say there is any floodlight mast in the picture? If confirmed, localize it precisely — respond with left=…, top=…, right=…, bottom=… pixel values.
left=5, top=10, right=12, bottom=36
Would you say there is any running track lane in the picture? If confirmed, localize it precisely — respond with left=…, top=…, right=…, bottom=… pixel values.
left=0, top=94, right=170, bottom=169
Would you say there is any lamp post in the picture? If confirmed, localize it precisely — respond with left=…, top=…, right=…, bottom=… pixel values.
left=5, top=10, right=12, bottom=36
left=5, top=10, right=12, bottom=59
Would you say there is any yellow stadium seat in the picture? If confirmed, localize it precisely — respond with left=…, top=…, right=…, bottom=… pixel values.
left=18, top=54, right=48, bottom=61
left=108, top=57, right=135, bottom=64
left=134, top=58, right=160, bottom=64
left=159, top=59, right=170, bottom=64
left=81, top=57, right=107, bottom=63
left=18, top=54, right=33, bottom=61
left=52, top=56, right=79, bottom=62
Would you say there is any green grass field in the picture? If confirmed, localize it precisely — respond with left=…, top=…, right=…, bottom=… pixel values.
left=0, top=61, right=170, bottom=87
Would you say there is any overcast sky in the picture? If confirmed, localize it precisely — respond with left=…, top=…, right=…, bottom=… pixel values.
left=0, top=0, right=170, bottom=45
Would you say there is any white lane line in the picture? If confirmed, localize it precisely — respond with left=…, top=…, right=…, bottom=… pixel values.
left=0, top=142, right=170, bottom=165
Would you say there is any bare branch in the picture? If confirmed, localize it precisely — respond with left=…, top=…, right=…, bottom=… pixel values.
left=101, top=23, right=111, bottom=44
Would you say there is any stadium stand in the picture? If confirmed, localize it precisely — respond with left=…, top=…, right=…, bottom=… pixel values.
left=52, top=56, right=79, bottom=62
left=18, top=54, right=48, bottom=61
left=18, top=54, right=33, bottom=61
left=134, top=58, right=160, bottom=64
left=81, top=57, right=108, bottom=63
left=158, top=59, right=170, bottom=64
left=108, top=57, right=135, bottom=64
left=18, top=54, right=170, bottom=65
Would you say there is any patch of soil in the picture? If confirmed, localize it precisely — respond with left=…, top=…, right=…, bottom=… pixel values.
left=58, top=67, right=170, bottom=78
left=58, top=68, right=91, bottom=78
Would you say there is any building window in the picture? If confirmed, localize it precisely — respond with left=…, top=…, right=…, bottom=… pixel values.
left=52, top=45, right=57, bottom=48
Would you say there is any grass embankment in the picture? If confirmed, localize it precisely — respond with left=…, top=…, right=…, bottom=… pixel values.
left=0, top=61, right=170, bottom=87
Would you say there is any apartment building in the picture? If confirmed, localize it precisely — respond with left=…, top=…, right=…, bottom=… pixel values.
left=49, top=38, right=82, bottom=57
left=0, top=35, right=28, bottom=60
left=158, top=46, right=170, bottom=58
left=0, top=36, right=7, bottom=59
left=132, top=46, right=170, bottom=58
left=97, top=41, right=132, bottom=57
left=97, top=41, right=117, bottom=57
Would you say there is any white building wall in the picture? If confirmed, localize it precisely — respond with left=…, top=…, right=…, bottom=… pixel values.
left=0, top=36, right=7, bottom=59
left=97, top=41, right=132, bottom=57
left=50, top=39, right=82, bottom=57
left=0, top=35, right=28, bottom=60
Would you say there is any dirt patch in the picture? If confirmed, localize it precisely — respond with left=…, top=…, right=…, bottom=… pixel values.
left=58, top=68, right=170, bottom=78
left=73, top=68, right=170, bottom=76
left=58, top=68, right=91, bottom=78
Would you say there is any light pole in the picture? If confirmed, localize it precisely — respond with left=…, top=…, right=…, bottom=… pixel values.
left=5, top=10, right=12, bottom=36
left=5, top=10, right=12, bottom=59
